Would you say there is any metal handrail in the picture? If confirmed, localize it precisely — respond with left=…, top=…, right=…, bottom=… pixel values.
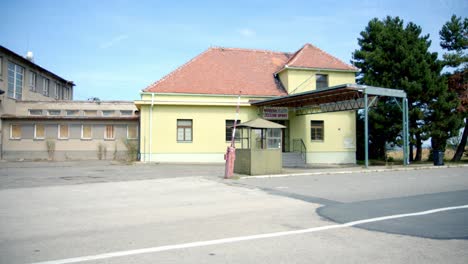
left=292, top=139, right=307, bottom=162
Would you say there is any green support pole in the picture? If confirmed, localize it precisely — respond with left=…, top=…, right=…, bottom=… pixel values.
left=364, top=93, right=369, bottom=168
left=403, top=98, right=409, bottom=166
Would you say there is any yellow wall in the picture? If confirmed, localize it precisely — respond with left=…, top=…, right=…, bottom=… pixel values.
left=279, top=68, right=356, bottom=94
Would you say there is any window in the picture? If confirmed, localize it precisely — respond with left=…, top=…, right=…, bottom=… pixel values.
left=102, top=110, right=115, bottom=116
left=29, top=109, right=43, bottom=115
left=58, top=124, right=69, bottom=139
left=81, top=124, right=92, bottom=139
left=316, top=74, right=328, bottom=89
left=29, top=71, right=37, bottom=92
left=66, top=110, right=79, bottom=116
left=127, top=124, right=138, bottom=139
left=54, top=83, right=60, bottom=99
left=0, top=57, right=3, bottom=76
left=266, top=128, right=282, bottom=149
left=48, top=109, right=61, bottom=116
left=10, top=124, right=21, bottom=139
left=120, top=110, right=133, bottom=116
left=84, top=110, right=97, bottom=116
left=7, top=62, right=24, bottom=99
left=43, top=78, right=49, bottom=96
left=34, top=124, right=45, bottom=139
left=177, top=119, right=192, bottom=142
left=225, top=120, right=241, bottom=141
left=63, top=87, right=69, bottom=100
left=311, top=120, right=324, bottom=141
left=104, top=125, right=115, bottom=140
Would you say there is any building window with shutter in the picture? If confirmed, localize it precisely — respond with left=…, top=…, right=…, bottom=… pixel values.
left=127, top=124, right=138, bottom=139
left=104, top=125, right=115, bottom=140
left=10, top=124, right=22, bottom=140
left=34, top=124, right=45, bottom=139
left=81, top=125, right=92, bottom=140
left=58, top=124, right=69, bottom=139
left=177, top=119, right=192, bottom=142
left=311, top=120, right=324, bottom=141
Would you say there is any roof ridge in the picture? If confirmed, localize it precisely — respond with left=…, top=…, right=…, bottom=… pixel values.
left=143, top=48, right=213, bottom=91
left=284, top=43, right=308, bottom=66
left=210, top=46, right=291, bottom=55
left=294, top=43, right=356, bottom=70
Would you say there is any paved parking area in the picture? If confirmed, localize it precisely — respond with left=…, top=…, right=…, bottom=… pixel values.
left=0, top=161, right=467, bottom=264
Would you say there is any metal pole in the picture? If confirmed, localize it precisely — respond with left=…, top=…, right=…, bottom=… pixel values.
left=403, top=98, right=409, bottom=166
left=364, top=93, right=369, bottom=168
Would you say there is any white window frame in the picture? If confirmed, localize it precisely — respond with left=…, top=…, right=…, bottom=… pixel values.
left=120, top=110, right=133, bottom=116
left=127, top=124, right=138, bottom=139
left=34, top=124, right=45, bottom=140
left=104, top=125, right=115, bottom=140
left=58, top=124, right=69, bottom=139
left=48, top=109, right=61, bottom=116
left=29, top=109, right=43, bottom=115
left=81, top=124, right=92, bottom=140
left=10, top=124, right=21, bottom=140
left=177, top=119, right=192, bottom=142
left=64, top=87, right=69, bottom=100
left=29, top=71, right=37, bottom=92
left=43, top=78, right=49, bottom=96
left=7, top=62, right=24, bottom=99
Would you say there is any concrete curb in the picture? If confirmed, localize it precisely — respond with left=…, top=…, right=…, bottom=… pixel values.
left=239, top=164, right=468, bottom=179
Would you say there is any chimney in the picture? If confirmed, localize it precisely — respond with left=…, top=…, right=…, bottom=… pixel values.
left=26, top=51, right=34, bottom=62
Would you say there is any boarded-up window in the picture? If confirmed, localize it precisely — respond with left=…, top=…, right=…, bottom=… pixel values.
left=10, top=124, right=21, bottom=139
left=59, top=124, right=69, bottom=139
left=105, top=125, right=115, bottom=140
left=177, top=119, right=192, bottom=142
left=34, top=124, right=45, bottom=139
left=311, top=120, right=324, bottom=141
left=127, top=124, right=138, bottom=139
left=81, top=125, right=92, bottom=139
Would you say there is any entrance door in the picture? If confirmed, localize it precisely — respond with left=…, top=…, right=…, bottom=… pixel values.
left=272, top=120, right=289, bottom=152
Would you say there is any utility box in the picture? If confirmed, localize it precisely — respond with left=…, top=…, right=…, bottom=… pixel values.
left=232, top=118, right=285, bottom=175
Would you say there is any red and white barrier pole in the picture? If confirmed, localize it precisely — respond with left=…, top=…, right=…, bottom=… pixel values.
left=224, top=93, right=241, bottom=179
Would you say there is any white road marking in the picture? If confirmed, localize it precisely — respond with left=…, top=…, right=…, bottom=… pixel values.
left=275, top=186, right=289, bottom=189
left=31, top=204, right=468, bottom=264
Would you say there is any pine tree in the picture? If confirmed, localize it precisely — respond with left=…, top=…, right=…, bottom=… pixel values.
left=439, top=15, right=468, bottom=161
left=352, top=16, right=439, bottom=161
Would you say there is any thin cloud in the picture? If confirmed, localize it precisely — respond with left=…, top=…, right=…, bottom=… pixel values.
left=238, top=28, right=256, bottom=37
left=99, top=34, right=129, bottom=49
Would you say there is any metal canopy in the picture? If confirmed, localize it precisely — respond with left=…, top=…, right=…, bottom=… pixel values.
left=252, top=83, right=409, bottom=168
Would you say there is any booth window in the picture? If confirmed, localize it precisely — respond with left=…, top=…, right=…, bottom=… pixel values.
left=225, top=120, right=241, bottom=141
left=266, top=128, right=282, bottom=149
left=177, top=119, right=192, bottom=142
left=316, top=74, right=328, bottom=89
left=311, top=120, right=324, bottom=141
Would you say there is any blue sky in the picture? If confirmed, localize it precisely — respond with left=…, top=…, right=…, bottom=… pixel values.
left=1, top=0, right=466, bottom=100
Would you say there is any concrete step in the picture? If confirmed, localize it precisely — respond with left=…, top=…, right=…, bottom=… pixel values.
left=282, top=152, right=306, bottom=168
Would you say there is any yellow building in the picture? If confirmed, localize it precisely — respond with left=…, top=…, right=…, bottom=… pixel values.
left=135, top=43, right=358, bottom=165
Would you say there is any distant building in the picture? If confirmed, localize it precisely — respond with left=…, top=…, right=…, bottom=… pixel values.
left=0, top=46, right=139, bottom=161
left=136, top=44, right=358, bottom=165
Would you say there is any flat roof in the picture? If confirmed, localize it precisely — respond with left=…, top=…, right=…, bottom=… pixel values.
left=252, top=84, right=406, bottom=108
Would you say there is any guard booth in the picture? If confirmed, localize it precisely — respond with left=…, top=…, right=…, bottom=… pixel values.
left=233, top=118, right=286, bottom=175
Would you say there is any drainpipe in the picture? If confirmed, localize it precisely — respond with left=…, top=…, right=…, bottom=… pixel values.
left=149, top=93, right=154, bottom=162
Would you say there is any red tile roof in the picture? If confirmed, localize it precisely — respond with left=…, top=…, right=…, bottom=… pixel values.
left=285, top=43, right=357, bottom=71
left=144, top=44, right=357, bottom=96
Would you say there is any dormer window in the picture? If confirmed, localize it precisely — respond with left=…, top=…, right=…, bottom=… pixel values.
left=316, top=74, right=328, bottom=89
